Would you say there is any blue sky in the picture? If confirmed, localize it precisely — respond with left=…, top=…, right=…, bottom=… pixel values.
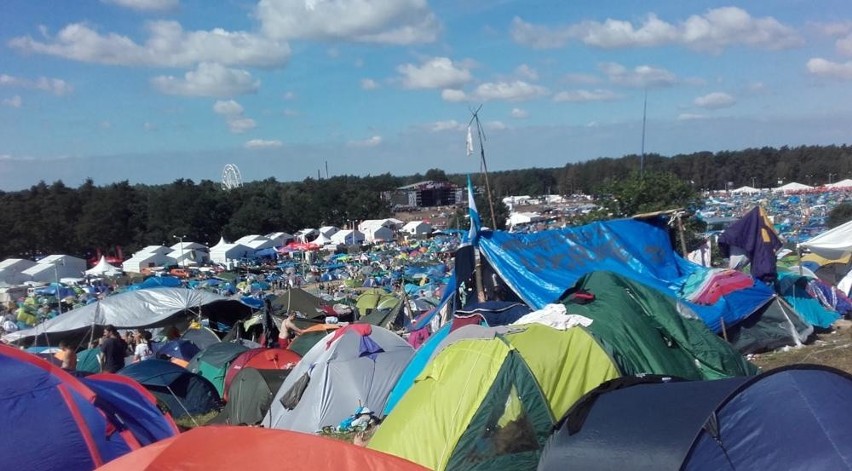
left=2, top=0, right=852, bottom=190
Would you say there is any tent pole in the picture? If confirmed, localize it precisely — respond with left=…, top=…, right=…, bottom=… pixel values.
left=166, top=385, right=200, bottom=427
left=676, top=212, right=689, bottom=257
left=719, top=317, right=728, bottom=342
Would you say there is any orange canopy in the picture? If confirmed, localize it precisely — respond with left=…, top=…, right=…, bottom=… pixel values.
left=97, top=426, right=427, bottom=471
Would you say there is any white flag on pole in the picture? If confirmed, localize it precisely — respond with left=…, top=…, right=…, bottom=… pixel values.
left=466, top=126, right=474, bottom=156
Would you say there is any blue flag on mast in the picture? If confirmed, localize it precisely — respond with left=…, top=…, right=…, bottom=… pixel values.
left=467, top=175, right=481, bottom=244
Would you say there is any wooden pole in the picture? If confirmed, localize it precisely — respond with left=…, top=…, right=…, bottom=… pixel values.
left=469, top=107, right=497, bottom=229
left=676, top=212, right=688, bottom=257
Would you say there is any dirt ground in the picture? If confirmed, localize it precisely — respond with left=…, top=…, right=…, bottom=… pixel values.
left=749, top=321, right=852, bottom=374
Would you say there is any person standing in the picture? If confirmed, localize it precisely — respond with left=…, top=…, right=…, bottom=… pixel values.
left=59, top=340, right=77, bottom=371
left=100, top=325, right=127, bottom=373
left=278, top=311, right=304, bottom=349
left=133, top=329, right=154, bottom=362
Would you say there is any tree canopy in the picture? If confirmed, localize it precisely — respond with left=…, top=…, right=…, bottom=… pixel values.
left=1, top=144, right=850, bottom=260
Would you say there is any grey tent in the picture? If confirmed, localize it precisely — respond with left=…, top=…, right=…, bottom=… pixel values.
left=270, top=288, right=327, bottom=319
left=263, top=325, right=413, bottom=433
left=212, top=368, right=290, bottom=425
left=181, top=327, right=222, bottom=351
left=539, top=365, right=852, bottom=471
left=5, top=288, right=253, bottom=346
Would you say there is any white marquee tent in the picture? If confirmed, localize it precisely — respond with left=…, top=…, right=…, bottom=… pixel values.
left=772, top=182, right=813, bottom=193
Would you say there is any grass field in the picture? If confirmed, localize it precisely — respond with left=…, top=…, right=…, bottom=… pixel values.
left=750, top=322, right=852, bottom=374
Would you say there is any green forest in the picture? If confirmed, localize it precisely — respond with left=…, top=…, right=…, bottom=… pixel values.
left=2, top=144, right=851, bottom=261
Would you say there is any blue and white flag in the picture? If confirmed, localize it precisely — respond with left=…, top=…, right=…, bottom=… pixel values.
left=467, top=175, right=481, bottom=244
left=466, top=126, right=474, bottom=156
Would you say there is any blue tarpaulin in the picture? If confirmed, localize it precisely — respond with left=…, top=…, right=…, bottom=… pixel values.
left=477, top=218, right=774, bottom=333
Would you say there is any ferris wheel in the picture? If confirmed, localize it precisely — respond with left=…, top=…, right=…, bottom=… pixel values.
left=222, top=164, right=243, bottom=190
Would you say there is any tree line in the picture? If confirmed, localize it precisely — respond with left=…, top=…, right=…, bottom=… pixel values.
left=2, top=144, right=851, bottom=261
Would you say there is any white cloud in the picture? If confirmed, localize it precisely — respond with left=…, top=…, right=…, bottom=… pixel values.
left=9, top=21, right=290, bottom=68
left=694, top=92, right=735, bottom=109
left=428, top=120, right=463, bottom=132
left=807, top=58, right=852, bottom=80
left=510, top=108, right=528, bottom=119
left=553, top=89, right=619, bottom=102
left=151, top=63, right=260, bottom=97
left=509, top=17, right=574, bottom=49
left=485, top=121, right=507, bottom=131
left=837, top=34, right=852, bottom=56
left=600, top=62, right=677, bottom=88
left=226, top=117, right=257, bottom=133
left=255, top=0, right=439, bottom=45
left=810, top=21, right=852, bottom=37
left=0, top=74, right=73, bottom=95
left=470, top=80, right=549, bottom=102
left=514, top=64, right=538, bottom=81
left=101, top=0, right=178, bottom=11
left=441, top=89, right=467, bottom=102
left=212, top=99, right=256, bottom=133
left=245, top=139, right=283, bottom=149
left=348, top=135, right=382, bottom=147
left=678, top=113, right=707, bottom=121
left=511, top=7, right=801, bottom=52
left=747, top=81, right=766, bottom=92
left=361, top=78, right=379, bottom=90
left=213, top=99, right=244, bottom=116
left=282, top=91, right=296, bottom=100
left=2, top=95, right=22, bottom=108
left=397, top=57, right=472, bottom=89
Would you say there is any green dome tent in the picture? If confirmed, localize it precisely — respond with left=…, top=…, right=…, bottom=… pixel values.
left=560, top=271, right=758, bottom=380
left=186, top=342, right=250, bottom=396
left=212, top=367, right=291, bottom=426
left=369, top=324, right=620, bottom=471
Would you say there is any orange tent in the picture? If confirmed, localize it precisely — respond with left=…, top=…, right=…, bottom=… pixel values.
left=97, top=426, right=427, bottom=471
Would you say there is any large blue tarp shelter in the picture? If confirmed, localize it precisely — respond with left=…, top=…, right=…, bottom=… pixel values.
left=478, top=218, right=774, bottom=332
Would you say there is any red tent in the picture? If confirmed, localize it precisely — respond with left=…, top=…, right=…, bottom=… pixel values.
left=223, top=348, right=301, bottom=401
left=98, top=426, right=428, bottom=471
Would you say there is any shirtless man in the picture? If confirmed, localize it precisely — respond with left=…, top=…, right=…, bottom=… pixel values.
left=278, top=311, right=304, bottom=349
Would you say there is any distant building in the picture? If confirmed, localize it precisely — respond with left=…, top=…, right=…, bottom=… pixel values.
left=383, top=180, right=463, bottom=209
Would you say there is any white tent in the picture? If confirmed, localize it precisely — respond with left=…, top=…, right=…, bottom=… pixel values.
left=402, top=221, right=432, bottom=237
left=311, top=233, right=334, bottom=245
left=85, top=256, right=123, bottom=277
left=23, top=255, right=87, bottom=282
left=772, top=182, right=813, bottom=193
left=0, top=258, right=36, bottom=284
left=730, top=186, right=761, bottom=194
left=209, top=243, right=253, bottom=265
left=331, top=229, right=365, bottom=245
left=799, top=220, right=852, bottom=260
left=364, top=226, right=394, bottom=243
left=827, top=179, right=852, bottom=189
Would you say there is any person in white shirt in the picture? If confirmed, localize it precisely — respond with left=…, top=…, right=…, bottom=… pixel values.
left=133, top=329, right=154, bottom=362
